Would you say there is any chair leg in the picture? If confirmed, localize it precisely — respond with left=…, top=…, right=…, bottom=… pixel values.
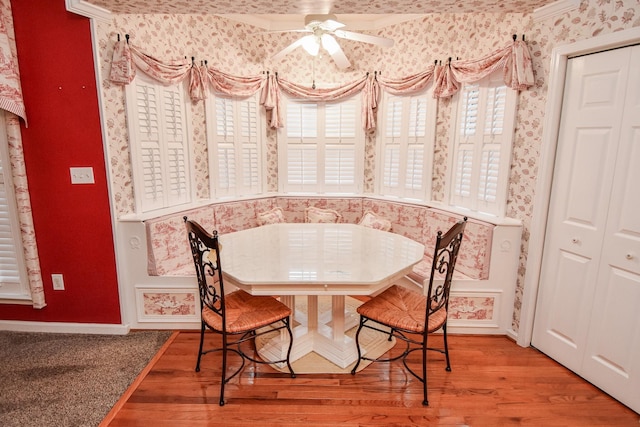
left=350, top=317, right=365, bottom=375
left=219, top=334, right=227, bottom=406
left=422, top=336, right=428, bottom=406
left=196, top=321, right=205, bottom=372
left=284, top=318, right=296, bottom=378
left=443, top=322, right=451, bottom=372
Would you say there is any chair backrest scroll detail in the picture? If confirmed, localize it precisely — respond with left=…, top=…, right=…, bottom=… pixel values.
left=426, top=218, right=467, bottom=322
left=185, top=217, right=226, bottom=328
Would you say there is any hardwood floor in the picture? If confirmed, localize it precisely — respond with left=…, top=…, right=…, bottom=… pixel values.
left=103, top=331, right=639, bottom=426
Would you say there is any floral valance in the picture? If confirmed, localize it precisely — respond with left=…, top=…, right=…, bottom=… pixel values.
left=109, top=36, right=534, bottom=130
left=0, top=0, right=27, bottom=124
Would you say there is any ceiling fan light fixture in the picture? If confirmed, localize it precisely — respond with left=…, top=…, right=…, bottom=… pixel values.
left=301, top=35, right=320, bottom=56
left=321, top=34, right=340, bottom=55
left=270, top=14, right=394, bottom=68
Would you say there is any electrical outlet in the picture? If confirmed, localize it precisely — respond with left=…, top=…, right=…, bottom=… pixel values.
left=52, top=274, right=65, bottom=290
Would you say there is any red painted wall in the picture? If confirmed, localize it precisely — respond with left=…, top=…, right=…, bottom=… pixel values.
left=0, top=0, right=121, bottom=324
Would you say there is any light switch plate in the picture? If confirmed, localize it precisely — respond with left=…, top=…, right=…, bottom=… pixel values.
left=52, top=274, right=65, bottom=290
left=70, top=167, right=95, bottom=184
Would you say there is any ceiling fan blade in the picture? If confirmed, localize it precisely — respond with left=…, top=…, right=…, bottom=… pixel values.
left=300, top=35, right=320, bottom=56
left=273, top=35, right=320, bottom=62
left=333, top=30, right=394, bottom=48
left=272, top=37, right=307, bottom=62
left=322, top=38, right=351, bottom=69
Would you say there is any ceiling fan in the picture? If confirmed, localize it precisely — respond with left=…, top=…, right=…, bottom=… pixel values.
left=270, top=14, right=394, bottom=69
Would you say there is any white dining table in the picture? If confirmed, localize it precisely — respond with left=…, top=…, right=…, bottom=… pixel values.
left=219, top=222, right=425, bottom=368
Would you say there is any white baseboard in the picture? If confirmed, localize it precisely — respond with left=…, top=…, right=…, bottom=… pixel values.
left=0, top=320, right=130, bottom=335
left=505, top=327, right=520, bottom=345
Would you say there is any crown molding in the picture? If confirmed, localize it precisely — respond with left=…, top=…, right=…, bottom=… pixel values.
left=65, top=0, right=112, bottom=23
left=533, top=0, right=580, bottom=23
left=219, top=14, right=424, bottom=31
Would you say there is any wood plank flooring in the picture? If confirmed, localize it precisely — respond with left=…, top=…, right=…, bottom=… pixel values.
left=102, top=331, right=639, bottom=426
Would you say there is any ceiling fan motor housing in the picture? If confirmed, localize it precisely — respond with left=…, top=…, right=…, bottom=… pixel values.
left=304, top=14, right=339, bottom=27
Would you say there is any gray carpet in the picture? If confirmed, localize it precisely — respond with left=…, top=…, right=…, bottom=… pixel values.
left=0, top=330, right=172, bottom=427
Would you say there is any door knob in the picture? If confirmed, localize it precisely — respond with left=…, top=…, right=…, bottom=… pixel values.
left=571, top=237, right=580, bottom=244
left=626, top=253, right=635, bottom=260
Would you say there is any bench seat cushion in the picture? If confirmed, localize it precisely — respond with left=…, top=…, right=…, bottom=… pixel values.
left=407, top=255, right=471, bottom=284
left=144, top=197, right=496, bottom=282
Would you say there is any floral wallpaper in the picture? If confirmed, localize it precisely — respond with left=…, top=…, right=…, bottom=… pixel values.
left=509, top=0, right=640, bottom=332
left=93, top=0, right=640, bottom=334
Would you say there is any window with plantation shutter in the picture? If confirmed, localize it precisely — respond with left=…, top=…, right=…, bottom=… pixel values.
left=279, top=96, right=363, bottom=194
left=448, top=72, right=517, bottom=216
left=0, top=123, right=29, bottom=300
left=206, top=94, right=264, bottom=198
left=377, top=90, right=436, bottom=200
left=125, top=74, right=193, bottom=213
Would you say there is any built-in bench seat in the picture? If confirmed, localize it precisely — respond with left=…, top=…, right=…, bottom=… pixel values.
left=144, top=197, right=492, bottom=281
left=120, top=195, right=521, bottom=336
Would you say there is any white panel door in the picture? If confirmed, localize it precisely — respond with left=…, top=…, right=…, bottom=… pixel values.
left=581, top=45, right=640, bottom=411
left=533, top=45, right=640, bottom=413
left=533, top=47, right=630, bottom=369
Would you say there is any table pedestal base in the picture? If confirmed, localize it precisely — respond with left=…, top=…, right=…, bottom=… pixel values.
left=257, top=295, right=370, bottom=369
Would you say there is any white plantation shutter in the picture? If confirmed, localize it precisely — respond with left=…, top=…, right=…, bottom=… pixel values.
left=280, top=97, right=363, bottom=194
left=406, top=97, right=428, bottom=193
left=127, top=76, right=192, bottom=213
left=324, top=101, right=356, bottom=191
left=449, top=73, right=516, bottom=216
left=239, top=99, right=260, bottom=191
left=382, top=98, right=402, bottom=190
left=135, top=84, right=163, bottom=210
left=214, top=97, right=236, bottom=193
left=452, top=83, right=479, bottom=205
left=163, top=89, right=189, bottom=206
left=0, top=141, right=28, bottom=297
left=459, top=83, right=479, bottom=137
left=206, top=94, right=264, bottom=197
left=454, top=148, right=473, bottom=198
left=477, top=85, right=507, bottom=210
left=378, top=91, right=436, bottom=200
left=285, top=103, right=318, bottom=191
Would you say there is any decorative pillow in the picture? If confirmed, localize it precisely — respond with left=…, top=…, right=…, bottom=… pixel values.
left=256, top=207, right=286, bottom=226
left=305, top=206, right=342, bottom=223
left=359, top=211, right=392, bottom=232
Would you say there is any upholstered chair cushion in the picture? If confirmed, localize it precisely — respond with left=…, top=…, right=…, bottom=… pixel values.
left=256, top=207, right=286, bottom=226
left=358, top=210, right=392, bottom=232
left=304, top=206, right=342, bottom=223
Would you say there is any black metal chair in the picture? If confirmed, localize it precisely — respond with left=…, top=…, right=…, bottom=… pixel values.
left=350, top=218, right=467, bottom=406
left=184, top=217, right=296, bottom=406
